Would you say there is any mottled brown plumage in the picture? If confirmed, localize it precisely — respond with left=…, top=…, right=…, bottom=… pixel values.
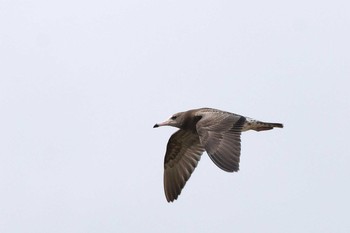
left=154, top=108, right=283, bottom=202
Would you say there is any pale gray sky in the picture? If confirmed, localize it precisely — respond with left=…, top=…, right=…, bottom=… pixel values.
left=1, top=0, right=349, bottom=232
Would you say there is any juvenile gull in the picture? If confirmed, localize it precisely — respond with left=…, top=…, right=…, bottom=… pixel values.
left=154, top=107, right=283, bottom=202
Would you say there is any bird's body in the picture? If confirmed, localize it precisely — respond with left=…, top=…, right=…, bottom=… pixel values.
left=154, top=108, right=283, bottom=202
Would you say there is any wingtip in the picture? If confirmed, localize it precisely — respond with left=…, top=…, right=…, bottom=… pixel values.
left=165, top=193, right=177, bottom=203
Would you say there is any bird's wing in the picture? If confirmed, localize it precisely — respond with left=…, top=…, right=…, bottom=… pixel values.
left=164, top=129, right=205, bottom=202
left=196, top=110, right=246, bottom=172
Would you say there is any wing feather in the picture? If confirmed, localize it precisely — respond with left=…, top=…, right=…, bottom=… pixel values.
left=163, top=129, right=205, bottom=202
left=196, top=111, right=246, bottom=172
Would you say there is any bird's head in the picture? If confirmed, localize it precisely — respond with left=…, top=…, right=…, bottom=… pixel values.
left=153, top=112, right=185, bottom=129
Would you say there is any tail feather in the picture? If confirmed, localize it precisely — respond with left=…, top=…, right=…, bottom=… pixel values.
left=243, top=118, right=284, bottom=132
left=254, top=122, right=283, bottom=132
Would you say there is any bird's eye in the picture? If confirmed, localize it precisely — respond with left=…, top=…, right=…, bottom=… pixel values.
left=171, top=116, right=177, bottom=120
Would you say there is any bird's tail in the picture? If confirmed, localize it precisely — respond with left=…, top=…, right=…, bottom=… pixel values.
left=253, top=121, right=283, bottom=131
left=243, top=118, right=284, bottom=132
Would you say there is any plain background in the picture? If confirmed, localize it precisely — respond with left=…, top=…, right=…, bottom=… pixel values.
left=1, top=0, right=349, bottom=232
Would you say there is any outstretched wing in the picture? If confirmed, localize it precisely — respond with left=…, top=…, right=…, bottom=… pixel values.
left=164, top=129, right=205, bottom=202
left=196, top=110, right=246, bottom=172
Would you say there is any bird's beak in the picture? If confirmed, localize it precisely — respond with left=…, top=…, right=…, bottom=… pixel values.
left=153, top=120, right=171, bottom=128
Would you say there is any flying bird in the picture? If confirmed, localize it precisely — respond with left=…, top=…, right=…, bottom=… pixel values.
left=153, top=107, right=283, bottom=202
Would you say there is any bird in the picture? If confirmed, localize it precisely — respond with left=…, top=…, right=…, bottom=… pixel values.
left=153, top=107, right=283, bottom=202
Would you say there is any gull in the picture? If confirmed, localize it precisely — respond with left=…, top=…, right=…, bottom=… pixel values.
left=153, top=107, right=283, bottom=202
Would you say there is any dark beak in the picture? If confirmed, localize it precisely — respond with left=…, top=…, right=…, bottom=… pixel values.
left=153, top=124, right=159, bottom=128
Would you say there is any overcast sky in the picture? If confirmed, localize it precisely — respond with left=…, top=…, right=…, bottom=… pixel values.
left=1, top=0, right=349, bottom=232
